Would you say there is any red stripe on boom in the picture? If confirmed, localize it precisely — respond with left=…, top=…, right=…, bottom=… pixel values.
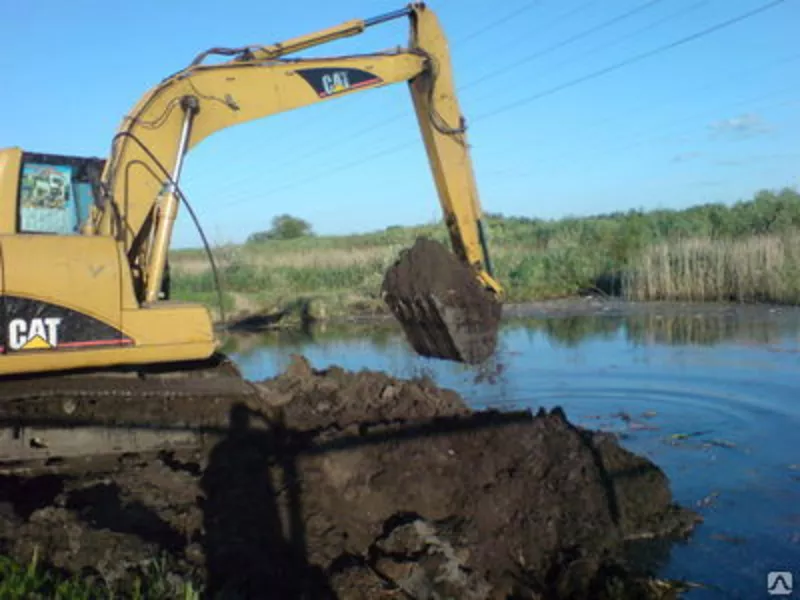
left=58, top=338, right=134, bottom=349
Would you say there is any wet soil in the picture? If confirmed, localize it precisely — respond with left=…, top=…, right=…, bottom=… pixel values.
left=0, top=356, right=700, bottom=598
left=381, top=237, right=503, bottom=364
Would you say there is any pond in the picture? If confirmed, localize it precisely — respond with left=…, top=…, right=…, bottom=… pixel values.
left=225, top=301, right=800, bottom=598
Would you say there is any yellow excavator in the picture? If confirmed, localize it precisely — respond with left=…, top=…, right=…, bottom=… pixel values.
left=0, top=2, right=502, bottom=382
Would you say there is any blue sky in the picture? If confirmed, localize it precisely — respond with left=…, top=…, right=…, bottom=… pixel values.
left=2, top=0, right=798, bottom=248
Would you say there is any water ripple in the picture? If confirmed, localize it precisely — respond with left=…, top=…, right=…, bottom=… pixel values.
left=230, top=308, right=800, bottom=599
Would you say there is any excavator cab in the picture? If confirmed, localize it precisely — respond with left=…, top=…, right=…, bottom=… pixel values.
left=14, top=152, right=103, bottom=236
left=0, top=147, right=215, bottom=376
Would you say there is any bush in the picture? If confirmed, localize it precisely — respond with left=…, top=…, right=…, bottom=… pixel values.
left=247, top=215, right=313, bottom=243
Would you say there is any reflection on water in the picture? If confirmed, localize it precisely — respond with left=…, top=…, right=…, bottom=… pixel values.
left=223, top=306, right=800, bottom=359
left=226, top=304, right=800, bottom=598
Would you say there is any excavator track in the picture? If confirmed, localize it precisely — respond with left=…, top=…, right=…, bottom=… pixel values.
left=0, top=373, right=256, bottom=403
left=0, top=354, right=263, bottom=470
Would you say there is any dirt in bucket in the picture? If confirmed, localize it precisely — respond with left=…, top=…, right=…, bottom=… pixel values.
left=381, top=237, right=502, bottom=364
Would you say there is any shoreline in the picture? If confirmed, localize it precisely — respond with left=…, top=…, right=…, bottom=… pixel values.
left=217, top=295, right=800, bottom=333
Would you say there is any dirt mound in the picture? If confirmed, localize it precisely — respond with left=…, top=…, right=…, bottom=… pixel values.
left=254, top=354, right=470, bottom=429
left=0, top=356, right=699, bottom=598
left=382, top=237, right=502, bottom=364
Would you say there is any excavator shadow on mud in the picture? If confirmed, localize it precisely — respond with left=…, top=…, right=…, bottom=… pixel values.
left=0, top=3, right=504, bottom=461
left=0, top=361, right=700, bottom=598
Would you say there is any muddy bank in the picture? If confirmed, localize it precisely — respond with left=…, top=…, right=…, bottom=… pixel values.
left=221, top=293, right=800, bottom=336
left=0, top=357, right=699, bottom=598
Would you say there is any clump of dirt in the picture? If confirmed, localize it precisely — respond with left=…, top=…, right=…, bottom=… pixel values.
left=254, top=354, right=470, bottom=429
left=382, top=237, right=502, bottom=364
left=0, top=355, right=700, bottom=598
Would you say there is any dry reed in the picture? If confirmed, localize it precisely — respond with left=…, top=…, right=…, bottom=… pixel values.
left=623, top=233, right=800, bottom=304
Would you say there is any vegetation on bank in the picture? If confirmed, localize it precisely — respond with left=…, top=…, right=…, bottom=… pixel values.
left=0, top=551, right=201, bottom=599
left=625, top=234, right=800, bottom=304
left=170, top=187, right=800, bottom=319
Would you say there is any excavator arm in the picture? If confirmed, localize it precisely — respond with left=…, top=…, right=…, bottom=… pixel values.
left=0, top=3, right=502, bottom=376
left=89, top=2, right=502, bottom=306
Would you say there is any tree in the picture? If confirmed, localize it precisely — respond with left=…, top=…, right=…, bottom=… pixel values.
left=247, top=214, right=314, bottom=243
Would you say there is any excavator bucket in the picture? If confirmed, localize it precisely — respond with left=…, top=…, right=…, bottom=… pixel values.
left=381, top=238, right=502, bottom=364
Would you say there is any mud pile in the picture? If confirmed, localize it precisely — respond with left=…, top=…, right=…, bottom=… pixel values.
left=382, top=237, right=502, bottom=364
left=0, top=356, right=699, bottom=599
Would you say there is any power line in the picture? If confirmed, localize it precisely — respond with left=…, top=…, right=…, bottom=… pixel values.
left=220, top=0, right=677, bottom=194
left=469, top=49, right=800, bottom=161
left=183, top=98, right=408, bottom=196
left=191, top=0, right=661, bottom=199
left=211, top=82, right=799, bottom=211
left=461, top=0, right=669, bottom=92
left=472, top=0, right=789, bottom=123
left=226, top=0, right=701, bottom=197
left=218, top=139, right=418, bottom=209
left=202, top=0, right=789, bottom=214
left=206, top=87, right=797, bottom=213
left=454, top=0, right=548, bottom=44
left=457, top=0, right=603, bottom=64
left=478, top=88, right=800, bottom=181
left=464, top=0, right=710, bottom=106
left=185, top=0, right=555, bottom=199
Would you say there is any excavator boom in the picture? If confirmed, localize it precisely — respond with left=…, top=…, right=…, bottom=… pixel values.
left=0, top=2, right=503, bottom=377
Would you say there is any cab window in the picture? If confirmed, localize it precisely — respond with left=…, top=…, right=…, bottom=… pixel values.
left=18, top=157, right=99, bottom=235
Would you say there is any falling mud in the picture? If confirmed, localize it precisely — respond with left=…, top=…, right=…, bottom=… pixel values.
left=382, top=237, right=502, bottom=364
left=0, top=356, right=700, bottom=598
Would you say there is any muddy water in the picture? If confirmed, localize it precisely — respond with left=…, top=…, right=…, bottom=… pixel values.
left=225, top=302, right=800, bottom=599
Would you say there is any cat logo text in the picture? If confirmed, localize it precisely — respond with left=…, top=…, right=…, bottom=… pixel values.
left=321, top=71, right=352, bottom=97
left=8, top=317, right=62, bottom=351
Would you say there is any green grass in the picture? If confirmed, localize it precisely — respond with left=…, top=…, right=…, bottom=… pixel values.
left=169, top=187, right=800, bottom=319
left=0, top=550, right=201, bottom=600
